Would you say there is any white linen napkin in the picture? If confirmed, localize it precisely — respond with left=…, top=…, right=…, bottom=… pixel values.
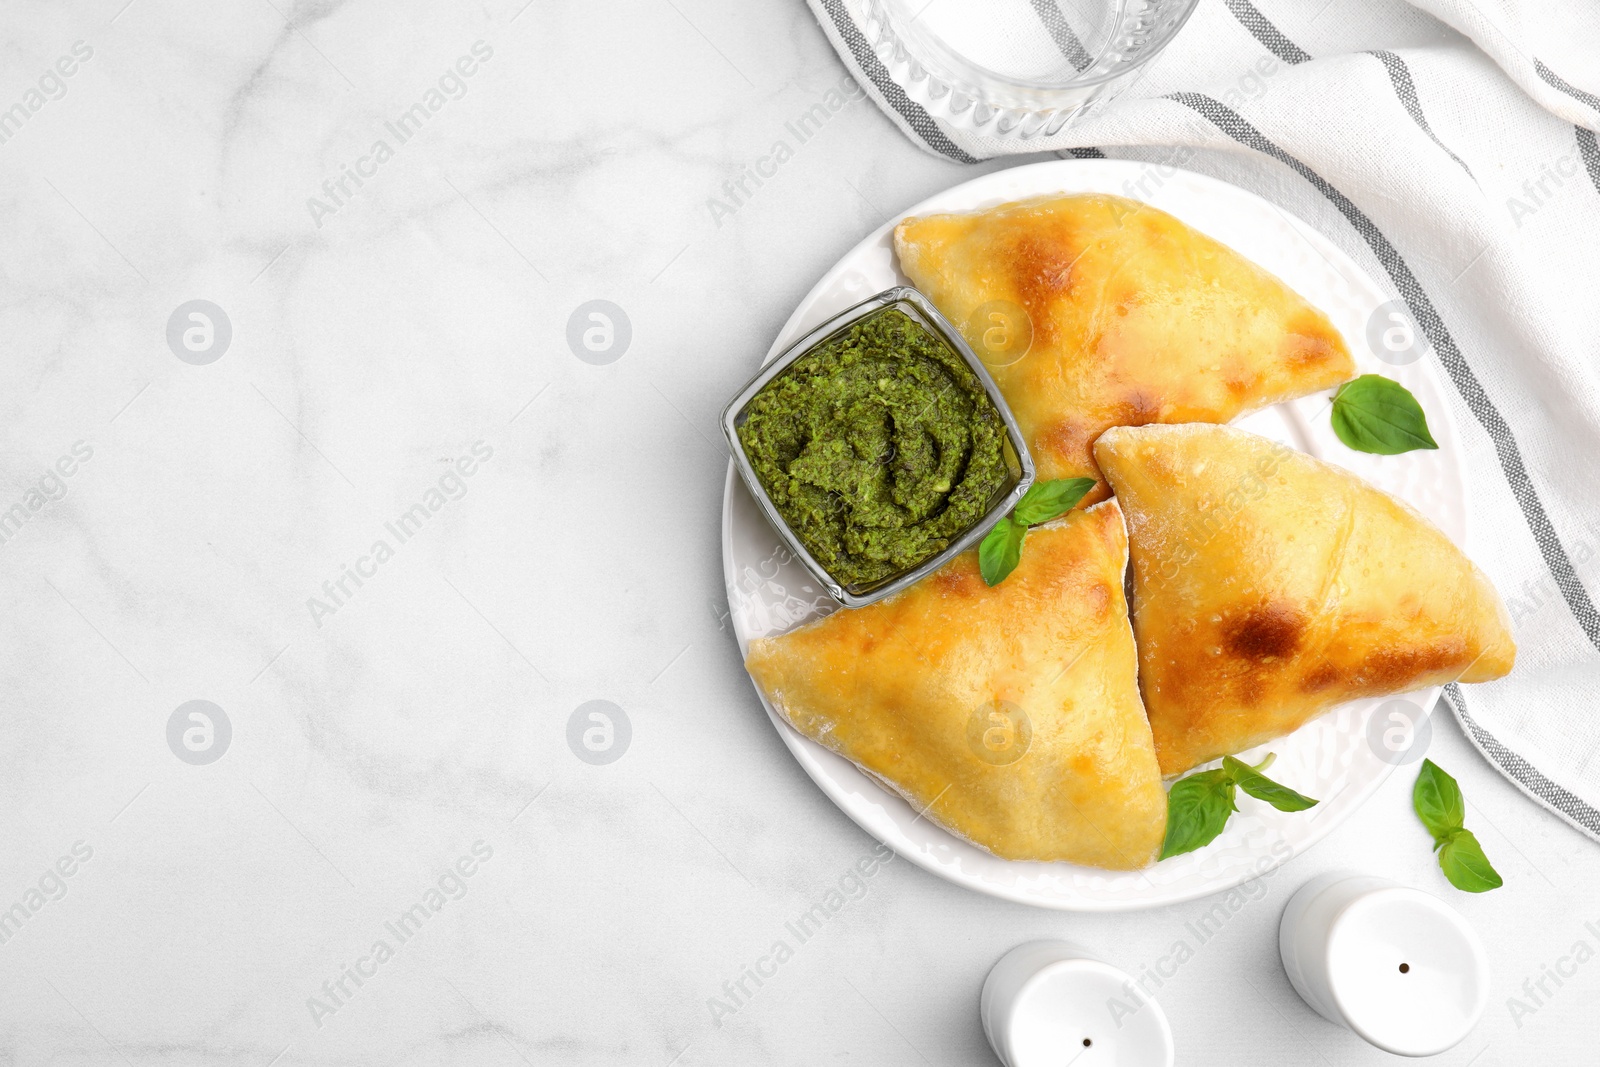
left=807, top=0, right=1600, bottom=841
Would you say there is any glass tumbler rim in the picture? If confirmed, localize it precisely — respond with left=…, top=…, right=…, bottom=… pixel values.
left=861, top=0, right=1202, bottom=139
left=870, top=0, right=1202, bottom=96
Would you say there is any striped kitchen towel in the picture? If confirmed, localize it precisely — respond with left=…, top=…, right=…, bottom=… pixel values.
left=808, top=0, right=1600, bottom=841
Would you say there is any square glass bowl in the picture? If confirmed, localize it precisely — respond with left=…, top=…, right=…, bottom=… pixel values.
left=721, top=288, right=1035, bottom=609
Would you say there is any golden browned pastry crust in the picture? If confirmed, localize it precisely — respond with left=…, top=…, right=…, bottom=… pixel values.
left=1095, top=423, right=1517, bottom=777
left=894, top=194, right=1356, bottom=503
left=745, top=500, right=1166, bottom=868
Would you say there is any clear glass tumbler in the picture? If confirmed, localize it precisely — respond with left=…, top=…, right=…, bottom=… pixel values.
left=861, top=0, right=1199, bottom=140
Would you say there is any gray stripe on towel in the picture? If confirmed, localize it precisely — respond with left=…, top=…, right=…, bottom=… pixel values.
left=1447, top=684, right=1600, bottom=842
left=1224, top=0, right=1311, bottom=65
left=815, top=0, right=982, bottom=164
left=1029, top=0, right=1095, bottom=72
left=1535, top=57, right=1600, bottom=121
left=1578, top=126, right=1600, bottom=196
left=1369, top=51, right=1474, bottom=178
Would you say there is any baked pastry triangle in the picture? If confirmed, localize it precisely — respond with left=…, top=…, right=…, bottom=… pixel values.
left=894, top=194, right=1356, bottom=504
left=1095, top=423, right=1516, bottom=776
left=745, top=500, right=1166, bottom=868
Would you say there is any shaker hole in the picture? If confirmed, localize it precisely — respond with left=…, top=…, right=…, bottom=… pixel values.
left=1399, top=963, right=1411, bottom=974
left=1082, top=1038, right=1092, bottom=1047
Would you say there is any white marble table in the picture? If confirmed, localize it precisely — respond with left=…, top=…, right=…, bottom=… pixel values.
left=1, top=2, right=1593, bottom=1064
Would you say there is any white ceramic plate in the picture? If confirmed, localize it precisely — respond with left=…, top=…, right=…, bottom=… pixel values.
left=720, top=159, right=1464, bottom=910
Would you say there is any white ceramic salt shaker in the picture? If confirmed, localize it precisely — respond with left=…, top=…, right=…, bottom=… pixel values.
left=981, top=940, right=1175, bottom=1067
left=1279, top=872, right=1489, bottom=1057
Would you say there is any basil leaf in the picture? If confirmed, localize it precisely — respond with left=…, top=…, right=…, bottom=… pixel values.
left=1412, top=759, right=1466, bottom=840
left=1159, top=769, right=1236, bottom=859
left=1159, top=751, right=1320, bottom=861
left=1224, top=755, right=1320, bottom=813
left=979, top=478, right=1097, bottom=586
left=1012, top=477, right=1097, bottom=526
left=1413, top=761, right=1502, bottom=892
left=978, top=517, right=1025, bottom=587
left=1330, top=374, right=1439, bottom=455
left=1436, top=828, right=1503, bottom=893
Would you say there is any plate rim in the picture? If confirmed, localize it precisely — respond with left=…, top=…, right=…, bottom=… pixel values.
left=720, top=157, right=1465, bottom=911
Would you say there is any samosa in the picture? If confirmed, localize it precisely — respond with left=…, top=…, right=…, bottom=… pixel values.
left=1095, top=423, right=1516, bottom=776
left=895, top=194, right=1356, bottom=504
left=745, top=500, right=1167, bottom=869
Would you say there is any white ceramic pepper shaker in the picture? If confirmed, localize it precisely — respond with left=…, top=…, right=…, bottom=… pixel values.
left=981, top=940, right=1175, bottom=1067
left=1279, top=872, right=1489, bottom=1057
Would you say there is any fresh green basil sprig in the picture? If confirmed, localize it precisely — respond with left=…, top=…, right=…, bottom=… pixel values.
left=1160, top=754, right=1319, bottom=860
left=1413, top=759, right=1503, bottom=893
left=978, top=477, right=1097, bottom=586
left=1330, top=374, right=1438, bottom=455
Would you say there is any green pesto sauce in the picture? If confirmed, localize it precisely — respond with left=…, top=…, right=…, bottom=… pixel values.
left=738, top=307, right=1011, bottom=590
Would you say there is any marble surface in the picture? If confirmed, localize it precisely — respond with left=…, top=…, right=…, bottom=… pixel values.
left=1, top=1, right=1595, bottom=1064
